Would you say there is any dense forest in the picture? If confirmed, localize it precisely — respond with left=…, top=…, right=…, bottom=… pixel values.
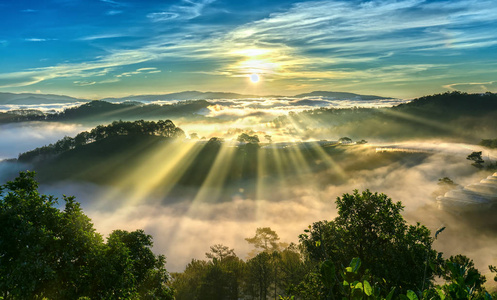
left=1, top=172, right=496, bottom=299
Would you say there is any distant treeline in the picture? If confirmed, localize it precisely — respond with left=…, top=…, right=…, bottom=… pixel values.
left=18, top=120, right=185, bottom=163
left=272, top=91, right=497, bottom=141
left=0, top=99, right=211, bottom=123
left=480, top=139, right=497, bottom=149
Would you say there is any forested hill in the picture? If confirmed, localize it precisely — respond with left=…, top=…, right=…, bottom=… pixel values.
left=272, top=91, right=497, bottom=142
left=394, top=91, right=497, bottom=116
left=0, top=100, right=211, bottom=124
left=17, top=120, right=185, bottom=163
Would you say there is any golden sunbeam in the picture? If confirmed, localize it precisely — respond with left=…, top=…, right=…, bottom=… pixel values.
left=286, top=114, right=348, bottom=180
left=96, top=140, right=205, bottom=208
left=190, top=140, right=238, bottom=204
left=167, top=140, right=238, bottom=248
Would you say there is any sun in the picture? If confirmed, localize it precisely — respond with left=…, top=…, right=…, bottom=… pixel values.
left=250, top=73, right=260, bottom=83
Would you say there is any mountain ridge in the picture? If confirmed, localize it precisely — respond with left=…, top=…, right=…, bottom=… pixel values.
left=1, top=90, right=394, bottom=105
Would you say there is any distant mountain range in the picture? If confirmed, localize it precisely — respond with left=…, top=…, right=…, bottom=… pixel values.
left=0, top=90, right=392, bottom=105
left=294, top=91, right=392, bottom=100
left=0, top=92, right=86, bottom=105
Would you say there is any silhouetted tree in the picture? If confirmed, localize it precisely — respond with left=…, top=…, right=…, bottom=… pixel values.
left=467, top=151, right=484, bottom=169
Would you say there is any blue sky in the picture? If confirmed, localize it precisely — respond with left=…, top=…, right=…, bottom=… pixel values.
left=0, top=0, right=496, bottom=99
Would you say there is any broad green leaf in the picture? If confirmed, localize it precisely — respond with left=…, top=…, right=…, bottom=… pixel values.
left=363, top=280, right=372, bottom=296
left=406, top=290, right=419, bottom=300
left=354, top=281, right=363, bottom=291
left=386, top=288, right=396, bottom=300
left=350, top=257, right=362, bottom=273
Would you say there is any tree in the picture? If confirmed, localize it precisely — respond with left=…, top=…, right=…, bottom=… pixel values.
left=299, top=190, right=438, bottom=295
left=237, top=133, right=260, bottom=144
left=440, top=255, right=488, bottom=299
left=246, top=227, right=284, bottom=256
left=245, top=252, right=273, bottom=300
left=338, top=137, right=353, bottom=144
left=172, top=246, right=245, bottom=300
left=206, top=244, right=236, bottom=261
left=467, top=151, right=484, bottom=169
left=0, top=171, right=103, bottom=299
left=433, top=177, right=459, bottom=198
left=0, top=171, right=174, bottom=299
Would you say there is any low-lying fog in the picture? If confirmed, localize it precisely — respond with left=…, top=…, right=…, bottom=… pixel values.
left=0, top=122, right=90, bottom=160
left=2, top=121, right=497, bottom=276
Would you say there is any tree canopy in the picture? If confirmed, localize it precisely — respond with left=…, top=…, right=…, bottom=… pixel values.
left=299, top=190, right=438, bottom=295
left=0, top=171, right=173, bottom=299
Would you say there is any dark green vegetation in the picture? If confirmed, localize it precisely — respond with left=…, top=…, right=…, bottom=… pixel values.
left=272, top=92, right=497, bottom=142
left=3, top=172, right=494, bottom=299
left=0, top=172, right=173, bottom=300
left=17, top=119, right=185, bottom=163
left=480, top=139, right=497, bottom=149
left=171, top=190, right=496, bottom=300
left=0, top=100, right=211, bottom=124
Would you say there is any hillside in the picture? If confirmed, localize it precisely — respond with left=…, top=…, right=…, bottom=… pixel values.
left=272, top=91, right=497, bottom=142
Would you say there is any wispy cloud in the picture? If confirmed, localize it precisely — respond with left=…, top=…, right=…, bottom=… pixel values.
left=147, top=0, right=217, bottom=22
left=116, top=67, right=161, bottom=78
left=79, top=33, right=126, bottom=41
left=443, top=81, right=497, bottom=92
left=25, top=38, right=56, bottom=42
left=73, top=80, right=96, bottom=86
left=100, top=0, right=124, bottom=7
left=1, top=0, right=496, bottom=96
left=106, top=10, right=123, bottom=16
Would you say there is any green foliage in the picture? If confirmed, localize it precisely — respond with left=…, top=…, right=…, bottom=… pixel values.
left=299, top=190, right=439, bottom=295
left=171, top=248, right=245, bottom=300
left=0, top=172, right=173, bottom=299
left=18, top=119, right=185, bottom=163
left=439, top=255, right=490, bottom=300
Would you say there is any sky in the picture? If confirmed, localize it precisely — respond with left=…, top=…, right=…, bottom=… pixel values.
left=0, top=0, right=496, bottom=99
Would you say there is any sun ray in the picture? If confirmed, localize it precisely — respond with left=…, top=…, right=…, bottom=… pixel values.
left=96, top=139, right=205, bottom=208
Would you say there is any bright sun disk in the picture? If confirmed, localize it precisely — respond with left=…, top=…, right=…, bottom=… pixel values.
left=250, top=74, right=260, bottom=83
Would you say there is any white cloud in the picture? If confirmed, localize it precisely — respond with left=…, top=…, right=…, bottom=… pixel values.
left=147, top=0, right=217, bottom=22
left=106, top=10, right=123, bottom=15
left=25, top=38, right=56, bottom=42
left=79, top=33, right=126, bottom=41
